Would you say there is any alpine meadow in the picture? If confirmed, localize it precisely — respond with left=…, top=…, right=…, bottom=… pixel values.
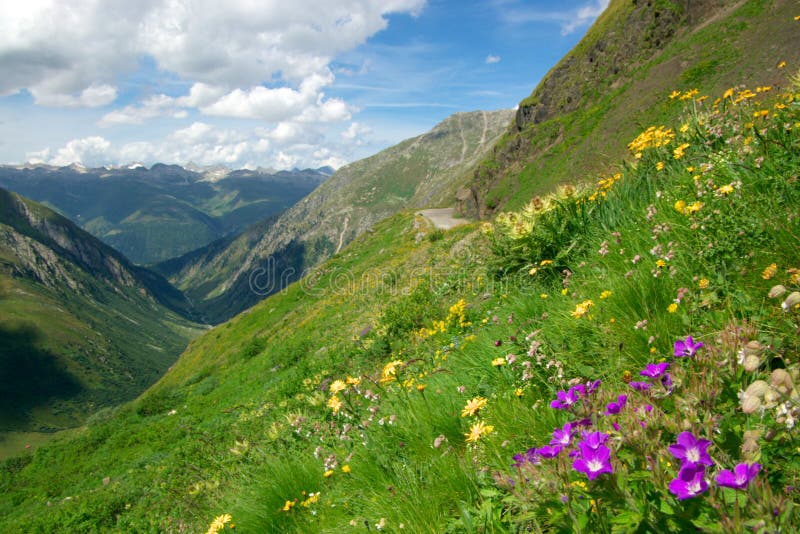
left=2, top=0, right=800, bottom=532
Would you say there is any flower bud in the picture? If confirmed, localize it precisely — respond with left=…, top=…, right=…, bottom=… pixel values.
left=743, top=354, right=760, bottom=372
left=741, top=395, right=762, bottom=414
left=782, top=291, right=800, bottom=312
left=769, top=285, right=787, bottom=298
left=744, top=380, right=771, bottom=399
left=770, top=368, right=793, bottom=394
left=763, top=388, right=781, bottom=408
left=744, top=340, right=765, bottom=356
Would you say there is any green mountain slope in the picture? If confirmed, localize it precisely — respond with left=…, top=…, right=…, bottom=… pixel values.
left=0, top=188, right=203, bottom=451
left=467, top=0, right=800, bottom=215
left=157, top=109, right=514, bottom=323
left=0, top=164, right=327, bottom=264
left=3, top=1, right=800, bottom=532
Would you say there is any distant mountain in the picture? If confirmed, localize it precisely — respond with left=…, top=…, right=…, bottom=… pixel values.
left=0, top=188, right=203, bottom=435
left=0, top=164, right=327, bottom=264
left=155, top=109, right=514, bottom=323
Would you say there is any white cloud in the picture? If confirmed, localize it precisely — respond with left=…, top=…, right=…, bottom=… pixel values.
left=561, top=0, right=609, bottom=35
left=485, top=54, right=501, bottom=64
left=0, top=0, right=426, bottom=111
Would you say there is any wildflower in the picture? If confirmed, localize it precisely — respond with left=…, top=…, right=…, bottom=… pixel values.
left=380, top=360, right=404, bottom=383
left=207, top=514, right=233, bottom=534
left=515, top=388, right=524, bottom=397
left=323, top=469, right=334, bottom=478
left=550, top=387, right=581, bottom=410
left=640, top=362, right=670, bottom=379
left=535, top=444, right=562, bottom=458
left=604, top=394, right=628, bottom=415
left=716, top=183, right=735, bottom=195
left=667, top=302, right=678, bottom=313
left=433, top=435, right=447, bottom=448
left=571, top=299, right=594, bottom=319
left=580, top=431, right=610, bottom=450
left=494, top=340, right=502, bottom=347
left=673, top=143, right=690, bottom=159
left=716, top=463, right=761, bottom=490
left=346, top=376, right=361, bottom=386
left=674, top=200, right=686, bottom=213
left=327, top=396, right=343, bottom=414
left=599, top=290, right=612, bottom=299
left=329, top=380, right=347, bottom=394
left=684, top=201, right=703, bottom=214
left=465, top=421, right=494, bottom=443
left=550, top=422, right=574, bottom=447
left=669, top=432, right=714, bottom=468
left=778, top=60, right=787, bottom=69
left=698, top=278, right=709, bottom=289
left=561, top=288, right=569, bottom=296
left=762, top=263, right=778, bottom=280
left=416, top=384, right=426, bottom=392
left=656, top=161, right=665, bottom=171
left=668, top=465, right=709, bottom=500
left=572, top=441, right=613, bottom=481
left=622, top=370, right=632, bottom=383
left=674, top=336, right=704, bottom=357
left=342, top=465, right=351, bottom=473
left=282, top=500, right=296, bottom=511
left=461, top=397, right=487, bottom=417
left=540, top=293, right=549, bottom=299
left=492, top=357, right=507, bottom=367
left=629, top=381, right=652, bottom=391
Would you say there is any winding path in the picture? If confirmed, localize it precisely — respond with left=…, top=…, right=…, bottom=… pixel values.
left=417, top=208, right=469, bottom=230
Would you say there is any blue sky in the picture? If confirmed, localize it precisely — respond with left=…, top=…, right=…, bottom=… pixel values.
left=0, top=0, right=609, bottom=170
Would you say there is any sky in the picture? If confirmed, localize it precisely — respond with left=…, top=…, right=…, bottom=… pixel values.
left=0, top=0, right=610, bottom=171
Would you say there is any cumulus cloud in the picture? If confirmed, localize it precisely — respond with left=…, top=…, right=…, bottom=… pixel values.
left=0, top=0, right=425, bottom=113
left=485, top=54, right=501, bottom=64
left=561, top=0, right=610, bottom=35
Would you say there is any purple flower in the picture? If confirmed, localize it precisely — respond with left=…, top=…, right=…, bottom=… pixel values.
left=640, top=362, right=670, bottom=379
left=604, top=394, right=628, bottom=415
left=629, top=381, right=652, bottom=391
left=534, top=445, right=562, bottom=458
left=668, top=432, right=714, bottom=468
left=579, top=431, right=609, bottom=450
left=512, top=453, right=527, bottom=468
left=586, top=379, right=602, bottom=395
left=572, top=442, right=613, bottom=480
left=668, top=465, right=709, bottom=500
left=550, top=387, right=580, bottom=410
left=550, top=422, right=574, bottom=447
left=716, top=463, right=761, bottom=490
left=674, top=336, right=704, bottom=358
left=571, top=417, right=593, bottom=428
left=661, top=373, right=673, bottom=391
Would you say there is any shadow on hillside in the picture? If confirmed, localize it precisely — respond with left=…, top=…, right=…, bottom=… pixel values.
left=0, top=323, right=83, bottom=430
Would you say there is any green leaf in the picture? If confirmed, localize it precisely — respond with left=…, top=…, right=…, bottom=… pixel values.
left=610, top=510, right=643, bottom=533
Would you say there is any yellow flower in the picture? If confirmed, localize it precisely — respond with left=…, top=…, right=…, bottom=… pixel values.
left=380, top=360, right=405, bottom=383
left=667, top=303, right=678, bottom=313
left=599, top=290, right=612, bottom=299
left=762, top=263, right=778, bottom=280
left=515, top=388, right=524, bottom=397
left=342, top=465, right=351, bottom=473
left=698, top=278, right=710, bottom=289
left=323, top=469, right=334, bottom=478
left=465, top=421, right=494, bottom=443
left=301, top=492, right=320, bottom=507
left=282, top=500, right=295, bottom=512
left=346, top=376, right=361, bottom=386
left=716, top=183, right=734, bottom=195
left=723, top=87, right=734, bottom=99
left=561, top=288, right=569, bottom=296
left=208, top=514, right=233, bottom=533
left=674, top=199, right=686, bottom=213
left=669, top=90, right=681, bottom=100
left=416, top=383, right=426, bottom=392
left=778, top=61, right=787, bottom=69
left=656, top=259, right=667, bottom=268
left=491, top=357, right=507, bottom=367
left=327, top=396, right=342, bottom=414
left=540, top=293, right=549, bottom=299
left=680, top=123, right=690, bottom=133
left=685, top=201, right=703, bottom=214
left=462, top=397, right=488, bottom=417
left=329, top=380, right=347, bottom=394
left=540, top=259, right=554, bottom=266
left=529, top=267, right=538, bottom=276
left=622, top=370, right=632, bottom=383
left=656, top=161, right=664, bottom=171
left=570, top=299, right=594, bottom=319
left=673, top=143, right=690, bottom=159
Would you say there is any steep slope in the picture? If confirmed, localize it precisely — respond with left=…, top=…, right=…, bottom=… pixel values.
left=0, top=164, right=327, bottom=263
left=157, top=109, right=514, bottom=323
left=467, top=0, right=800, bottom=215
left=0, top=188, right=203, bottom=445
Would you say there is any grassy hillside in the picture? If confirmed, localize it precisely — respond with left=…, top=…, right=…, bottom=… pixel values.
left=0, top=189, right=203, bottom=454
left=0, top=164, right=326, bottom=264
left=3, top=76, right=800, bottom=531
left=468, top=0, right=800, bottom=215
left=157, top=109, right=514, bottom=323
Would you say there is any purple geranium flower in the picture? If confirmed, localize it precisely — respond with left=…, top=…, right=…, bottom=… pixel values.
left=668, top=432, right=714, bottom=468
left=674, top=336, right=704, bottom=358
left=716, top=463, right=761, bottom=490
left=572, top=442, right=613, bottom=480
left=640, top=362, right=670, bottom=379
left=604, top=394, right=628, bottom=415
left=661, top=373, right=673, bottom=391
left=550, top=386, right=583, bottom=410
left=571, top=417, right=593, bottom=428
left=550, top=422, right=574, bottom=447
left=629, top=381, right=652, bottom=391
left=668, top=465, right=708, bottom=500
left=535, top=445, right=562, bottom=458
left=579, top=431, right=609, bottom=450
left=586, top=379, right=602, bottom=395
